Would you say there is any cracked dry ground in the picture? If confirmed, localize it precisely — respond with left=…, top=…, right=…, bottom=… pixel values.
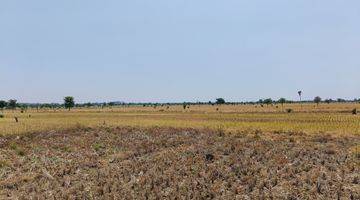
left=0, top=127, right=359, bottom=199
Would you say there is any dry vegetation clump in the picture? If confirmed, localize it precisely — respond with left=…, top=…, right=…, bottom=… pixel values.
left=0, top=127, right=359, bottom=199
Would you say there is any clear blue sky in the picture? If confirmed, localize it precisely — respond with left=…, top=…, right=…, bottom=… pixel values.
left=1, top=0, right=359, bottom=103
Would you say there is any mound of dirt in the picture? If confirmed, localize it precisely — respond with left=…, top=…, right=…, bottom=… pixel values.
left=0, top=127, right=359, bottom=199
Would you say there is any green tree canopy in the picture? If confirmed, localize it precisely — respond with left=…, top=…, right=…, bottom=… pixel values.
left=216, top=98, right=225, bottom=104
left=0, top=100, right=7, bottom=109
left=263, top=98, right=273, bottom=105
left=64, top=96, right=75, bottom=110
left=314, top=96, right=322, bottom=105
left=278, top=98, right=286, bottom=105
left=8, top=99, right=17, bottom=109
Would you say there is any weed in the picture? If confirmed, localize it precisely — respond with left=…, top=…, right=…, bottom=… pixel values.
left=16, top=148, right=25, bottom=156
left=0, top=160, right=9, bottom=168
left=9, top=142, right=26, bottom=156
left=93, top=143, right=104, bottom=151
left=217, top=126, right=225, bottom=137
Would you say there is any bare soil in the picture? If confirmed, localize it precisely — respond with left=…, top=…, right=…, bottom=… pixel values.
left=0, top=127, right=359, bottom=199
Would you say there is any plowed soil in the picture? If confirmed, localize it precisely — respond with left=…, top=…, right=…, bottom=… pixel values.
left=0, top=127, right=359, bottom=199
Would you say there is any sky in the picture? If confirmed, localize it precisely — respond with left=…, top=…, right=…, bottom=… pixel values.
left=1, top=0, right=359, bottom=103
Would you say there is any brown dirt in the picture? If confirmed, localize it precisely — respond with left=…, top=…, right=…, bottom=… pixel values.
left=0, top=126, right=359, bottom=199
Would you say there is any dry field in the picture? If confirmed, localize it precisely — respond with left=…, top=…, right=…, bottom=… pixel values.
left=0, top=103, right=360, bottom=136
left=0, top=103, right=359, bottom=199
left=0, top=127, right=359, bottom=199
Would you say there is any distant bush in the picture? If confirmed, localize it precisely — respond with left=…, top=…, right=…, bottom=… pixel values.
left=0, top=114, right=4, bottom=118
left=286, top=109, right=293, bottom=113
left=352, top=108, right=357, bottom=115
left=324, top=99, right=333, bottom=104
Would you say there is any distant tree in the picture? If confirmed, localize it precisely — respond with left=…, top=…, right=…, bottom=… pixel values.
left=85, top=102, right=92, bottom=107
left=216, top=98, right=225, bottom=104
left=324, top=99, right=332, bottom=104
left=337, top=98, right=346, bottom=103
left=40, top=104, right=48, bottom=109
left=263, top=98, right=272, bottom=105
left=8, top=99, right=17, bottom=109
left=101, top=102, right=107, bottom=109
left=64, top=96, right=75, bottom=110
left=314, top=96, right=322, bottom=106
left=258, top=99, right=263, bottom=104
left=278, top=98, right=286, bottom=108
left=0, top=100, right=7, bottom=110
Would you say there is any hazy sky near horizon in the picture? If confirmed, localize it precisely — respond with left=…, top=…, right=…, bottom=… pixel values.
left=1, top=0, right=359, bottom=103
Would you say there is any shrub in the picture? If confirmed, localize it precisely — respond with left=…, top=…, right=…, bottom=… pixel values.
left=183, top=104, right=187, bottom=110
left=0, top=114, right=4, bottom=118
left=352, top=108, right=357, bottom=115
left=286, top=108, right=293, bottom=113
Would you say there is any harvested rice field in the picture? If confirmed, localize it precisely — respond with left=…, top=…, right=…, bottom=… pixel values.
left=0, top=126, right=359, bottom=199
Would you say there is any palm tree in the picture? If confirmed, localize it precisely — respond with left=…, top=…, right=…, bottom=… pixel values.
left=298, top=91, right=302, bottom=109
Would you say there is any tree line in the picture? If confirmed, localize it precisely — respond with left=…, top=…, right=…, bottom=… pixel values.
left=1, top=96, right=359, bottom=111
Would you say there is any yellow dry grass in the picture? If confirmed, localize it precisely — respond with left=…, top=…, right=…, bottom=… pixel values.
left=0, top=103, right=359, bottom=136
